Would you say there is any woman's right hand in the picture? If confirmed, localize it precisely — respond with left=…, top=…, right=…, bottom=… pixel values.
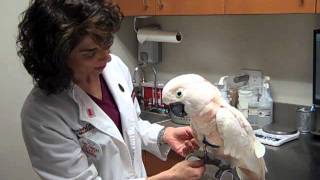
left=148, top=160, right=205, bottom=180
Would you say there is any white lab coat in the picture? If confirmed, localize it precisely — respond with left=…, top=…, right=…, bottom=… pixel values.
left=21, top=54, right=170, bottom=180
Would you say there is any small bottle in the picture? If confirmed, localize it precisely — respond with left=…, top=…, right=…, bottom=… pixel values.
left=257, top=76, right=273, bottom=128
left=248, top=91, right=259, bottom=125
left=238, top=89, right=252, bottom=119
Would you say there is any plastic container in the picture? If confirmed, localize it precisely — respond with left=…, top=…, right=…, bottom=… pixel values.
left=296, top=106, right=315, bottom=133
left=238, top=89, right=253, bottom=119
left=257, top=77, right=273, bottom=128
left=248, top=93, right=259, bottom=125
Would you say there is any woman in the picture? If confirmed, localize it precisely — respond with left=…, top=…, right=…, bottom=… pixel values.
left=17, top=0, right=205, bottom=179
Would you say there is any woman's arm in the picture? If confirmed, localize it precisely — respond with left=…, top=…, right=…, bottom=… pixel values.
left=147, top=160, right=204, bottom=180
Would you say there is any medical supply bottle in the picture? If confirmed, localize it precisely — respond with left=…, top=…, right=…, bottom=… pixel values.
left=238, top=89, right=252, bottom=119
left=257, top=76, right=273, bottom=127
left=248, top=91, right=259, bottom=125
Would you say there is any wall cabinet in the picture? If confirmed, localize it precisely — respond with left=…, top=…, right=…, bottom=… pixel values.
left=115, top=0, right=317, bottom=16
left=114, top=0, right=224, bottom=16
left=155, top=0, right=224, bottom=15
left=112, top=0, right=156, bottom=16
left=317, top=0, right=320, bottom=13
left=143, top=151, right=184, bottom=176
left=225, top=0, right=316, bottom=14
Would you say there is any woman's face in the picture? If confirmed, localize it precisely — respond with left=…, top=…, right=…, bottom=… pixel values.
left=68, top=35, right=112, bottom=79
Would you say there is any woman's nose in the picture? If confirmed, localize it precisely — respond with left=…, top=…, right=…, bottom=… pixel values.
left=98, top=49, right=111, bottom=62
left=105, top=53, right=111, bottom=62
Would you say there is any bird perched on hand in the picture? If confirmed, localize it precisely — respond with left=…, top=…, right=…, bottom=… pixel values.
left=162, top=74, right=267, bottom=180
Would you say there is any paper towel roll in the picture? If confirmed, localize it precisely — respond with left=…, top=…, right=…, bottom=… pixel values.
left=137, top=28, right=182, bottom=43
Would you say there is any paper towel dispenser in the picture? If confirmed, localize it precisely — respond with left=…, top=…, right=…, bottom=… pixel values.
left=136, top=24, right=181, bottom=64
left=138, top=41, right=162, bottom=64
left=137, top=28, right=182, bottom=44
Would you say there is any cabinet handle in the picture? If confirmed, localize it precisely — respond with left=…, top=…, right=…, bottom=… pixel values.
left=300, top=0, right=304, bottom=6
left=157, top=0, right=164, bottom=9
left=143, top=0, right=148, bottom=10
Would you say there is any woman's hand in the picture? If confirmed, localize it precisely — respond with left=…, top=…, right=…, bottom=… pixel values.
left=163, top=126, right=199, bottom=157
left=148, top=160, right=205, bottom=180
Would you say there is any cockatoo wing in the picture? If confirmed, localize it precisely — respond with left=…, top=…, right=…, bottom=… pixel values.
left=215, top=107, right=253, bottom=159
left=223, top=105, right=265, bottom=158
left=216, top=105, right=265, bottom=158
left=215, top=106, right=266, bottom=178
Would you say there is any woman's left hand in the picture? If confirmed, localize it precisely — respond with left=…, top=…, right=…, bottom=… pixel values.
left=163, top=127, right=199, bottom=157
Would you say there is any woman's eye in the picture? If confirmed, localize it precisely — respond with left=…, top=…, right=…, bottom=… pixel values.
left=83, top=51, right=96, bottom=58
left=176, top=91, right=183, bottom=98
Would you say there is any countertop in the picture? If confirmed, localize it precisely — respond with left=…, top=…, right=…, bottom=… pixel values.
left=156, top=103, right=320, bottom=180
left=264, top=134, right=320, bottom=180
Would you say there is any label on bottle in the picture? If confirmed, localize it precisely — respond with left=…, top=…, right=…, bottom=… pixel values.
left=258, top=109, right=272, bottom=117
left=248, top=108, right=258, bottom=116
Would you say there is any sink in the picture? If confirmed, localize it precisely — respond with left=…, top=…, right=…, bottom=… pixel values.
left=139, top=111, right=170, bottom=124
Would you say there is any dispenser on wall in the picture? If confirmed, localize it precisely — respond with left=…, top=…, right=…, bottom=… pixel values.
left=133, top=17, right=183, bottom=112
left=138, top=41, right=162, bottom=64
left=136, top=25, right=182, bottom=64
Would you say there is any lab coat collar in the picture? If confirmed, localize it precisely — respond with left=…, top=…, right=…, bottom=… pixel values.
left=67, top=65, right=136, bottom=148
left=69, top=82, right=125, bottom=144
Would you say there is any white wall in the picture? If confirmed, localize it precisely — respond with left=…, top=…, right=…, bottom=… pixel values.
left=0, top=0, right=137, bottom=178
left=112, top=17, right=138, bottom=72
left=141, top=15, right=320, bottom=105
left=0, top=0, right=39, bottom=179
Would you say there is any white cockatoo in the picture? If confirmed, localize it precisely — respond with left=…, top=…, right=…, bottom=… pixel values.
left=162, top=74, right=267, bottom=180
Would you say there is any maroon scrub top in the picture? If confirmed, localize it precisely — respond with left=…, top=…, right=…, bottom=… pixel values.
left=88, top=76, right=122, bottom=134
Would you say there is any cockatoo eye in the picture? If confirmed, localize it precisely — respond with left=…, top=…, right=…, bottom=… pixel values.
left=176, top=91, right=183, bottom=98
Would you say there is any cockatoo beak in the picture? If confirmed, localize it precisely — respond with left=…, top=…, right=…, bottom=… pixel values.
left=168, top=102, right=188, bottom=117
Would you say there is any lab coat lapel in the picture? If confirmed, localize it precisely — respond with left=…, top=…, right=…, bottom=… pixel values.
left=102, top=68, right=137, bottom=150
left=71, top=84, right=124, bottom=144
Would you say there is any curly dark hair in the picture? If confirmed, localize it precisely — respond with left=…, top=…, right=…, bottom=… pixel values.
left=17, top=0, right=123, bottom=94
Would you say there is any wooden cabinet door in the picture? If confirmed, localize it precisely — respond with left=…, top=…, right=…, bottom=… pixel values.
left=113, top=0, right=156, bottom=16
left=225, top=0, right=316, bottom=14
left=317, top=0, right=320, bottom=13
left=156, top=0, right=225, bottom=15
left=143, top=151, right=184, bottom=176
